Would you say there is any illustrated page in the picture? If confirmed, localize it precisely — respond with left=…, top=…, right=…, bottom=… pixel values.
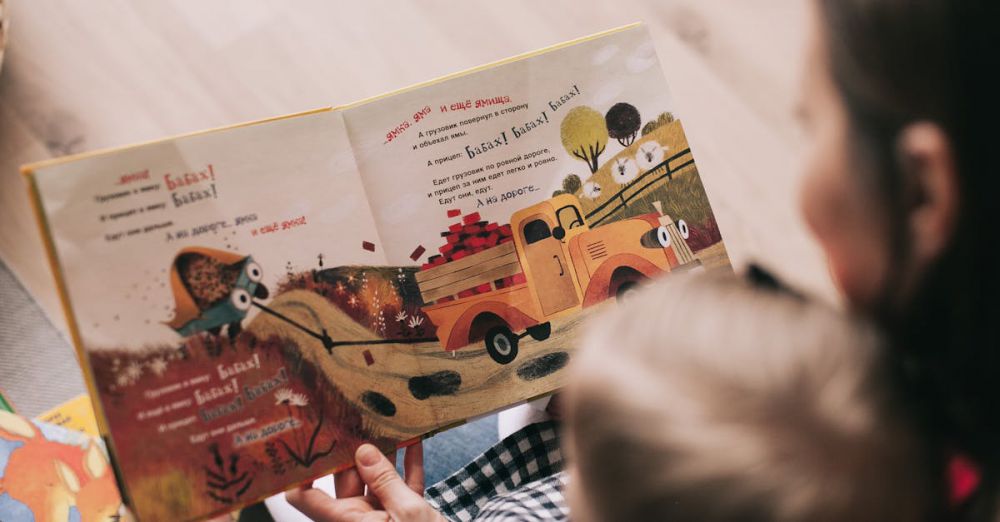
left=1, top=410, right=127, bottom=522
left=341, top=25, right=731, bottom=433
left=29, top=110, right=410, bottom=521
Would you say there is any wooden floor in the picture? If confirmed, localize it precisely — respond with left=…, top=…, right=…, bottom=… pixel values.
left=0, top=0, right=835, bottom=336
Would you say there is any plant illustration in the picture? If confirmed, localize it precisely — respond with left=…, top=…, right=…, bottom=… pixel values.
left=204, top=443, right=253, bottom=504
left=561, top=106, right=608, bottom=174
left=606, top=102, right=641, bottom=146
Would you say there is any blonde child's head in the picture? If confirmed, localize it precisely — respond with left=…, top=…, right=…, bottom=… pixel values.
left=565, top=272, right=935, bottom=522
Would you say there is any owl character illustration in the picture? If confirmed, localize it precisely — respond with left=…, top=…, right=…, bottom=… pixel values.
left=165, top=247, right=269, bottom=341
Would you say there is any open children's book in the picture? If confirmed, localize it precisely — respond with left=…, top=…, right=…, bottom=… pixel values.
left=22, top=23, right=731, bottom=521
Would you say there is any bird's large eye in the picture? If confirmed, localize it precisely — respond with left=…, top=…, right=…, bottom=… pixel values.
left=677, top=220, right=690, bottom=240
left=245, top=261, right=263, bottom=283
left=230, top=288, right=252, bottom=311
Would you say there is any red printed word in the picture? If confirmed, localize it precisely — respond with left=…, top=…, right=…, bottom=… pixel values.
left=385, top=106, right=432, bottom=144
left=440, top=96, right=511, bottom=113
left=251, top=216, right=307, bottom=236
left=164, top=164, right=216, bottom=191
left=117, top=169, right=150, bottom=185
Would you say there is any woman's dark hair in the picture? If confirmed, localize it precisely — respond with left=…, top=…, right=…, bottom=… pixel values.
left=817, top=0, right=999, bottom=519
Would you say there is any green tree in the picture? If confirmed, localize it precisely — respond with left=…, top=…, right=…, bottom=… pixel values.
left=561, top=106, right=608, bottom=174
left=605, top=103, right=641, bottom=146
left=562, top=174, right=582, bottom=194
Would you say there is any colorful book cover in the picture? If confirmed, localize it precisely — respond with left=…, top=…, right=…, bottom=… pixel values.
left=23, top=24, right=730, bottom=520
left=37, top=394, right=102, bottom=438
left=0, top=410, right=128, bottom=522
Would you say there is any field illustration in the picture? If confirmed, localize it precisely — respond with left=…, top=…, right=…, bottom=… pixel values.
left=556, top=104, right=728, bottom=269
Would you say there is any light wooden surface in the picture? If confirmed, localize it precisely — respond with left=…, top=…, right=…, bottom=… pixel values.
left=0, top=0, right=834, bottom=337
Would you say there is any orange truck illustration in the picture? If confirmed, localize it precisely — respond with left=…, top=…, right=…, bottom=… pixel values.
left=0, top=411, right=124, bottom=522
left=415, top=194, right=696, bottom=364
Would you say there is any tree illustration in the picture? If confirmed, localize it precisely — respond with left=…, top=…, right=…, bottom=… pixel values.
left=641, top=112, right=675, bottom=136
left=605, top=103, right=641, bottom=146
left=562, top=174, right=582, bottom=194
left=561, top=106, right=608, bottom=174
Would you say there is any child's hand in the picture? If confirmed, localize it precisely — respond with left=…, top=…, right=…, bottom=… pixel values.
left=546, top=393, right=564, bottom=421
left=286, top=442, right=445, bottom=522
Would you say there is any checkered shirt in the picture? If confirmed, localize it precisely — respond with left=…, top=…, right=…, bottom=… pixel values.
left=425, top=420, right=569, bottom=521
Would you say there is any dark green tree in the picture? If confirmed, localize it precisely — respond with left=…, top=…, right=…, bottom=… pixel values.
left=562, top=174, right=582, bottom=194
left=605, top=103, right=642, bottom=147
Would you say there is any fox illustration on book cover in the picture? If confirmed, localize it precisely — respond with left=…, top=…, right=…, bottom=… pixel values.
left=0, top=411, right=126, bottom=522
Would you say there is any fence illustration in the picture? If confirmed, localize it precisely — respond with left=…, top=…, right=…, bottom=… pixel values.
left=584, top=148, right=695, bottom=227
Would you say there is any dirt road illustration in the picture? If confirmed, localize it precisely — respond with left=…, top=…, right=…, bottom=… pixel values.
left=246, top=289, right=600, bottom=440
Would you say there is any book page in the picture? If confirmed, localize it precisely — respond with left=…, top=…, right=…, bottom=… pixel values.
left=342, top=25, right=731, bottom=434
left=28, top=109, right=402, bottom=521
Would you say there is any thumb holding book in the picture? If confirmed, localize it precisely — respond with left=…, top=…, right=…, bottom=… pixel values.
left=286, top=443, right=444, bottom=522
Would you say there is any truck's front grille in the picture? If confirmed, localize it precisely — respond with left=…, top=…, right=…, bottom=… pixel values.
left=586, top=240, right=608, bottom=261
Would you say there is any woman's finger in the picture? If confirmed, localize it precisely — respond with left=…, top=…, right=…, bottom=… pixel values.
left=354, top=444, right=436, bottom=520
left=403, top=442, right=425, bottom=495
left=286, top=486, right=361, bottom=522
left=335, top=467, right=365, bottom=498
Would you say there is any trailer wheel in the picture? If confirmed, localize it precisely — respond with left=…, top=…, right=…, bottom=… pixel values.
left=485, top=326, right=519, bottom=364
left=526, top=322, right=552, bottom=341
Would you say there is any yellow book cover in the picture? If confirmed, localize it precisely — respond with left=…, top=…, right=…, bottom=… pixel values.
left=22, top=24, right=729, bottom=521
left=36, top=394, right=102, bottom=438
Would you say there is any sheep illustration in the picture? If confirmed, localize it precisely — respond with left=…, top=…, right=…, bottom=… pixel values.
left=636, top=142, right=666, bottom=171
left=165, top=247, right=268, bottom=341
left=611, top=157, right=639, bottom=185
left=582, top=181, right=603, bottom=199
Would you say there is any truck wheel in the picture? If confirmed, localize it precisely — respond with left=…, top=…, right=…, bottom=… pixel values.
left=485, top=326, right=519, bottom=364
left=616, top=281, right=639, bottom=302
left=526, top=322, right=552, bottom=341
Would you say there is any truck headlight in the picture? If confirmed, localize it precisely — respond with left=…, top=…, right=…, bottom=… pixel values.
left=641, top=226, right=671, bottom=249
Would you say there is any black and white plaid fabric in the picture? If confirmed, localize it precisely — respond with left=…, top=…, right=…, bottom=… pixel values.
left=425, top=420, right=568, bottom=521
left=474, top=471, right=569, bottom=521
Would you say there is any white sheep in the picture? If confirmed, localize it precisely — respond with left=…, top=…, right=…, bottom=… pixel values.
left=582, top=181, right=603, bottom=199
left=611, top=158, right=639, bottom=185
left=636, top=142, right=667, bottom=171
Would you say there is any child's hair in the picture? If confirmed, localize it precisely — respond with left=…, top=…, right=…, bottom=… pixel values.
left=565, top=272, right=937, bottom=522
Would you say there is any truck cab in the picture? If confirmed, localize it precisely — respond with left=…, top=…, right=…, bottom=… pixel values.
left=511, top=193, right=691, bottom=317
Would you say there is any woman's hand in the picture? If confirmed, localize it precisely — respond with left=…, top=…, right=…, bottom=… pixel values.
left=286, top=442, right=445, bottom=522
